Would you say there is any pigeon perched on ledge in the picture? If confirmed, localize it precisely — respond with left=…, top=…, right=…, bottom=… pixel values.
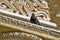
left=30, top=13, right=40, bottom=25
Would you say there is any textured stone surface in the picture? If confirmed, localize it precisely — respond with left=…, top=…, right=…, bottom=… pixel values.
left=0, top=32, right=42, bottom=40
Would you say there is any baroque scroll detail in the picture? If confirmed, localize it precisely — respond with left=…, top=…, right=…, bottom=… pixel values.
left=0, top=0, right=50, bottom=21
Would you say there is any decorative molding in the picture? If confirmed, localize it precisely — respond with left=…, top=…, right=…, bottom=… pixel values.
left=0, top=9, right=57, bottom=27
left=0, top=0, right=51, bottom=21
left=0, top=14, right=60, bottom=40
left=0, top=0, right=57, bottom=27
left=0, top=32, right=42, bottom=40
left=0, top=0, right=59, bottom=40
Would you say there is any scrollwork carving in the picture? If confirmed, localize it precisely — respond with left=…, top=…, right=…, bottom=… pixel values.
left=0, top=0, right=51, bottom=21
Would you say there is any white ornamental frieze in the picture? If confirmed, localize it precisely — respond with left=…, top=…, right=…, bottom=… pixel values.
left=0, top=0, right=50, bottom=21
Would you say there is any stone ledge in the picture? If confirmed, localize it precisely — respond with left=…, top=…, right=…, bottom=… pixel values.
left=0, top=9, right=57, bottom=27
left=0, top=14, right=60, bottom=40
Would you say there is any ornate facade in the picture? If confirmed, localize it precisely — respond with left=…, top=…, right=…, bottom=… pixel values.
left=0, top=0, right=60, bottom=40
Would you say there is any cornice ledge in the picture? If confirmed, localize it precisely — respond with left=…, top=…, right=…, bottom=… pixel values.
left=0, top=14, right=60, bottom=40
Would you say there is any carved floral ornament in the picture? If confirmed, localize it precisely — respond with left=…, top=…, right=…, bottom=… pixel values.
left=0, top=0, right=50, bottom=21
left=0, top=32, right=43, bottom=40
